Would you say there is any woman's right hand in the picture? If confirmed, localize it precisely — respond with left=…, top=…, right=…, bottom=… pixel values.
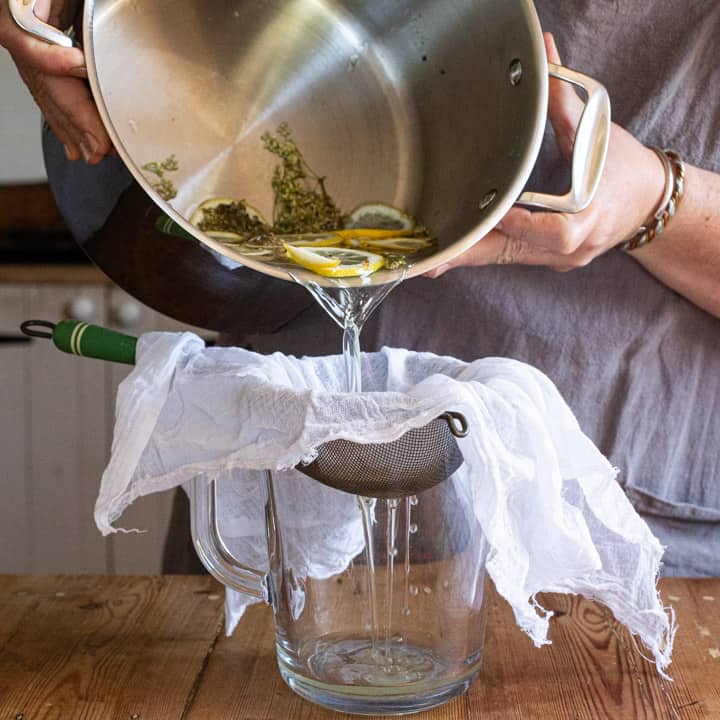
left=0, top=0, right=112, bottom=163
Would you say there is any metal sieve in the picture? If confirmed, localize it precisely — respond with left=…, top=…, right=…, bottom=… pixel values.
left=22, top=320, right=469, bottom=497
left=299, top=411, right=468, bottom=498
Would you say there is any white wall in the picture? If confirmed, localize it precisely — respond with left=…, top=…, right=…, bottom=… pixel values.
left=0, top=52, right=47, bottom=183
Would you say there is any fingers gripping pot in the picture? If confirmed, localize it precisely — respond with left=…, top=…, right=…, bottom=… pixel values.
left=11, top=0, right=610, bottom=315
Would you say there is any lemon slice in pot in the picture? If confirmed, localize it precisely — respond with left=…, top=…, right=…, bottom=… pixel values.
left=284, top=245, right=384, bottom=277
left=346, top=203, right=415, bottom=231
left=203, top=230, right=245, bottom=243
left=334, top=227, right=416, bottom=240
left=346, top=236, right=433, bottom=253
left=284, top=244, right=342, bottom=271
left=279, top=233, right=345, bottom=248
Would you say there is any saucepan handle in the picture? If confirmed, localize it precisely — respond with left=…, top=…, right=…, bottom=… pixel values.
left=8, top=0, right=73, bottom=47
left=518, top=62, right=611, bottom=214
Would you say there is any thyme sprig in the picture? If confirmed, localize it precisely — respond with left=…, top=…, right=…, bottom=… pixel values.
left=261, top=123, right=345, bottom=234
left=197, top=202, right=271, bottom=236
left=142, top=154, right=179, bottom=201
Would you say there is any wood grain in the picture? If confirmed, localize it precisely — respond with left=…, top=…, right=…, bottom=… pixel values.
left=0, top=575, right=224, bottom=720
left=467, top=579, right=720, bottom=720
left=189, top=579, right=719, bottom=720
left=0, top=184, right=65, bottom=232
left=184, top=604, right=470, bottom=720
left=0, top=264, right=110, bottom=285
left=0, top=576, right=717, bottom=719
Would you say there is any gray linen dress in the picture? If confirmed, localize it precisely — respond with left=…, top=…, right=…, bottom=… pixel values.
left=44, top=1, right=720, bottom=576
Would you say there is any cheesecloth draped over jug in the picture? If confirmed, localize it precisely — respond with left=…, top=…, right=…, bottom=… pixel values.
left=96, top=332, right=675, bottom=675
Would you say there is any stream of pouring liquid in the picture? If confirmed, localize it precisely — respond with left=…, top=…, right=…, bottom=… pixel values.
left=294, top=276, right=408, bottom=661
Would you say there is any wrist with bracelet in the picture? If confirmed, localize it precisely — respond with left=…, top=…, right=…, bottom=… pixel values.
left=616, top=147, right=686, bottom=252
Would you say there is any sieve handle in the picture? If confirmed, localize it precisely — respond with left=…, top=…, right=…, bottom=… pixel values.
left=21, top=320, right=137, bottom=365
left=518, top=63, right=611, bottom=214
left=190, top=476, right=269, bottom=602
left=8, top=0, right=73, bottom=47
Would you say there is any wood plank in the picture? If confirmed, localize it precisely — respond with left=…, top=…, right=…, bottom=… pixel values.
left=0, top=575, right=224, bottom=719
left=469, top=592, right=671, bottom=719
left=184, top=603, right=469, bottom=720
left=189, top=579, right=720, bottom=719
left=0, top=576, right=718, bottom=718
left=0, top=183, right=65, bottom=231
left=467, top=578, right=720, bottom=719
left=657, top=579, right=720, bottom=718
left=0, top=264, right=110, bottom=285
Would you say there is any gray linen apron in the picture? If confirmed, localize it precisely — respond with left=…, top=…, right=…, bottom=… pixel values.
left=241, top=1, right=720, bottom=576
left=44, top=1, right=720, bottom=576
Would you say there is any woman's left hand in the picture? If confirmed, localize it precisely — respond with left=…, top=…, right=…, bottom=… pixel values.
left=426, top=33, right=666, bottom=278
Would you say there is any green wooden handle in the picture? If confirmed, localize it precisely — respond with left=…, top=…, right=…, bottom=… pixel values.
left=155, top=212, right=197, bottom=241
left=53, top=320, right=137, bottom=365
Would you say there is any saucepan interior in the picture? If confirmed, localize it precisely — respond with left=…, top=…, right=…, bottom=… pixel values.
left=86, top=0, right=547, bottom=287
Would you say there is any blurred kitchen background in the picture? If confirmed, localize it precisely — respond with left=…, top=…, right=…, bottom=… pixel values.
left=0, top=53, right=211, bottom=576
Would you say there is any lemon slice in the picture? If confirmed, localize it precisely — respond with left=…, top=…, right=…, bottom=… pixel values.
left=284, top=245, right=384, bottom=277
left=190, top=197, right=268, bottom=228
left=204, top=230, right=245, bottom=243
left=284, top=243, right=342, bottom=271
left=236, top=245, right=278, bottom=257
left=279, top=233, right=345, bottom=248
left=346, top=203, right=415, bottom=231
left=204, top=230, right=278, bottom=259
left=334, top=227, right=416, bottom=240
left=347, top=236, right=433, bottom=253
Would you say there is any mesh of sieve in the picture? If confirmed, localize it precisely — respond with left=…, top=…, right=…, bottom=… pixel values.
left=296, top=412, right=468, bottom=498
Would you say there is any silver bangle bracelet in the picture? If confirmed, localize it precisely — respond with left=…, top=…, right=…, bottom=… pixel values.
left=616, top=147, right=686, bottom=252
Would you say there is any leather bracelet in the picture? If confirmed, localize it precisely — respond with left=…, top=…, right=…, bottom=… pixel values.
left=616, top=148, right=686, bottom=252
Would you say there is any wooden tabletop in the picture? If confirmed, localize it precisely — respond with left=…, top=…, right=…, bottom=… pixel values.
left=0, top=575, right=718, bottom=719
left=0, top=264, right=110, bottom=285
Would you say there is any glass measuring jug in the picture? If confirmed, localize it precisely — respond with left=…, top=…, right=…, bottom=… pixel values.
left=191, top=469, right=489, bottom=715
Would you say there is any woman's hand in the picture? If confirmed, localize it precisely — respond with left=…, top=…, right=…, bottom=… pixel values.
left=0, top=0, right=112, bottom=163
left=426, top=33, right=667, bottom=278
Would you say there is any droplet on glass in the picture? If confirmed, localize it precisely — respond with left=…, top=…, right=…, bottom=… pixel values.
left=409, top=584, right=419, bottom=597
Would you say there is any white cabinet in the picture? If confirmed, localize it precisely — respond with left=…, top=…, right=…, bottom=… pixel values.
left=0, top=279, right=215, bottom=574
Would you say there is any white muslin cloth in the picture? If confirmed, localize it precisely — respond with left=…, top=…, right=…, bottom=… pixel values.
left=96, top=332, right=675, bottom=675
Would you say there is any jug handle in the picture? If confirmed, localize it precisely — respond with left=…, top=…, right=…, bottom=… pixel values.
left=517, top=63, right=611, bottom=214
left=190, top=475, right=269, bottom=602
left=8, top=0, right=74, bottom=47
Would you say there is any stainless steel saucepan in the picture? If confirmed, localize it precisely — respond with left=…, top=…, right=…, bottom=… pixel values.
left=10, top=0, right=610, bottom=322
